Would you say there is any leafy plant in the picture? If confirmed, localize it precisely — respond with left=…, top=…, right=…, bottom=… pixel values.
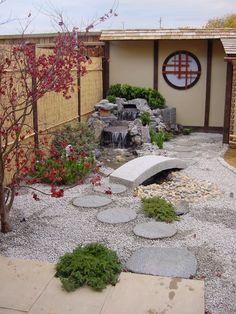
left=55, top=243, right=122, bottom=292
left=107, top=84, right=165, bottom=109
left=33, top=154, right=94, bottom=185
left=142, top=197, right=179, bottom=223
left=182, top=128, right=192, bottom=135
left=51, top=123, right=96, bottom=158
left=149, top=128, right=165, bottom=149
left=140, top=112, right=151, bottom=126
left=106, top=95, right=116, bottom=103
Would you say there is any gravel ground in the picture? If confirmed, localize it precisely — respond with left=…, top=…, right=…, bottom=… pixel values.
left=0, top=133, right=236, bottom=314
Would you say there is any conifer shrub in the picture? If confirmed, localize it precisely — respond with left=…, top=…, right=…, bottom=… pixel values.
left=55, top=243, right=122, bottom=292
left=142, top=197, right=179, bottom=223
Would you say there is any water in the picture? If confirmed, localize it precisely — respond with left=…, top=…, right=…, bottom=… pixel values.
left=102, top=126, right=131, bottom=148
left=119, top=108, right=138, bottom=121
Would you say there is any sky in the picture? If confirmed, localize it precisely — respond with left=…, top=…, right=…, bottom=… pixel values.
left=0, top=0, right=236, bottom=35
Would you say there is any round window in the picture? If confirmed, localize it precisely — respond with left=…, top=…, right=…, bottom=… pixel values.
left=162, top=50, right=201, bottom=90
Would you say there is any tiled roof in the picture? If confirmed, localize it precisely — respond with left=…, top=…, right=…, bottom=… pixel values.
left=221, top=38, right=236, bottom=55
left=100, top=29, right=236, bottom=41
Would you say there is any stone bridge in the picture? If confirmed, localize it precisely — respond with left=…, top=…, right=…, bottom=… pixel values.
left=109, top=155, right=187, bottom=189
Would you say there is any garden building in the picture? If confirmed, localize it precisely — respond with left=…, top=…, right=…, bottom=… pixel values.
left=100, top=29, right=236, bottom=146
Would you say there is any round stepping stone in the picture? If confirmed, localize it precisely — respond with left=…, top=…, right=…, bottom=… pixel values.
left=175, top=200, right=190, bottom=216
left=93, top=183, right=127, bottom=194
left=126, top=247, right=197, bottom=278
left=97, top=207, right=137, bottom=224
left=172, top=145, right=194, bottom=152
left=133, top=222, right=177, bottom=239
left=72, top=195, right=112, bottom=208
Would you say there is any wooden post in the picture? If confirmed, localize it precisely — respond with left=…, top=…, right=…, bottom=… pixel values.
left=102, top=41, right=110, bottom=98
left=204, top=39, right=212, bottom=128
left=223, top=62, right=233, bottom=143
left=153, top=40, right=159, bottom=90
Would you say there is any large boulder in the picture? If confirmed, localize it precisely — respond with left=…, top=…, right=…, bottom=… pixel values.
left=87, top=116, right=107, bottom=143
left=128, top=98, right=152, bottom=114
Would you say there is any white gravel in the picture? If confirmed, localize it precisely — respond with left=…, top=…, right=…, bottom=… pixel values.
left=0, top=133, right=236, bottom=314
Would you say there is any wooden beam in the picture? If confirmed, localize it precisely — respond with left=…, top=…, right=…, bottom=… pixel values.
left=153, top=40, right=159, bottom=90
left=204, top=39, right=212, bottom=128
left=223, top=62, right=233, bottom=143
left=102, top=41, right=110, bottom=98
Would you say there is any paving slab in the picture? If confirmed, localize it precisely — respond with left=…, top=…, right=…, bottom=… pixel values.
left=0, top=309, right=23, bottom=314
left=126, top=247, right=197, bottom=278
left=93, top=182, right=127, bottom=194
left=109, top=155, right=186, bottom=188
left=72, top=195, right=112, bottom=208
left=0, top=256, right=55, bottom=312
left=97, top=207, right=137, bottom=224
left=133, top=221, right=177, bottom=239
left=101, top=272, right=204, bottom=314
left=29, top=277, right=113, bottom=314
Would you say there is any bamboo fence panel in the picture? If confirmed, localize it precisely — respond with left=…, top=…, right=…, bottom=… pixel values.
left=80, top=57, right=102, bottom=117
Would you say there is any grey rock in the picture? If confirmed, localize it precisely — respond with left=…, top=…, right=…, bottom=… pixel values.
left=95, top=100, right=118, bottom=111
left=133, top=222, right=177, bottom=239
left=87, top=118, right=106, bottom=142
left=126, top=247, right=197, bottom=278
left=132, top=135, right=142, bottom=146
left=72, top=195, right=112, bottom=208
left=115, top=97, right=127, bottom=106
left=97, top=207, right=137, bottom=224
left=141, top=126, right=151, bottom=143
left=128, top=98, right=152, bottom=113
left=174, top=200, right=190, bottom=216
left=152, top=108, right=162, bottom=117
left=161, top=107, right=176, bottom=126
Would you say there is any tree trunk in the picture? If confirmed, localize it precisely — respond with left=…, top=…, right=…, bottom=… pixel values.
left=0, top=184, right=12, bottom=233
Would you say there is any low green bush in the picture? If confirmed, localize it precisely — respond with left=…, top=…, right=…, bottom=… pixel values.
left=140, top=112, right=151, bottom=126
left=182, top=128, right=192, bottom=135
left=55, top=243, right=122, bottom=292
left=107, top=84, right=165, bottom=109
left=142, top=197, right=179, bottom=223
left=106, top=95, right=116, bottom=103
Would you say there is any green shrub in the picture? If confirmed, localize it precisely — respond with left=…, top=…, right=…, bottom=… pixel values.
left=106, top=95, right=116, bottom=103
left=107, top=84, right=165, bottom=109
left=182, top=128, right=192, bottom=135
left=55, top=243, right=122, bottom=292
left=149, top=128, right=164, bottom=149
left=51, top=123, right=96, bottom=158
left=163, top=132, right=174, bottom=141
left=140, top=112, right=151, bottom=126
left=142, top=197, right=179, bottom=223
left=106, top=84, right=122, bottom=97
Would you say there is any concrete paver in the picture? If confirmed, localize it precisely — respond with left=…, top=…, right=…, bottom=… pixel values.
left=29, top=278, right=114, bottom=314
left=0, top=256, right=54, bottom=312
left=101, top=272, right=204, bottom=314
left=0, top=256, right=204, bottom=314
